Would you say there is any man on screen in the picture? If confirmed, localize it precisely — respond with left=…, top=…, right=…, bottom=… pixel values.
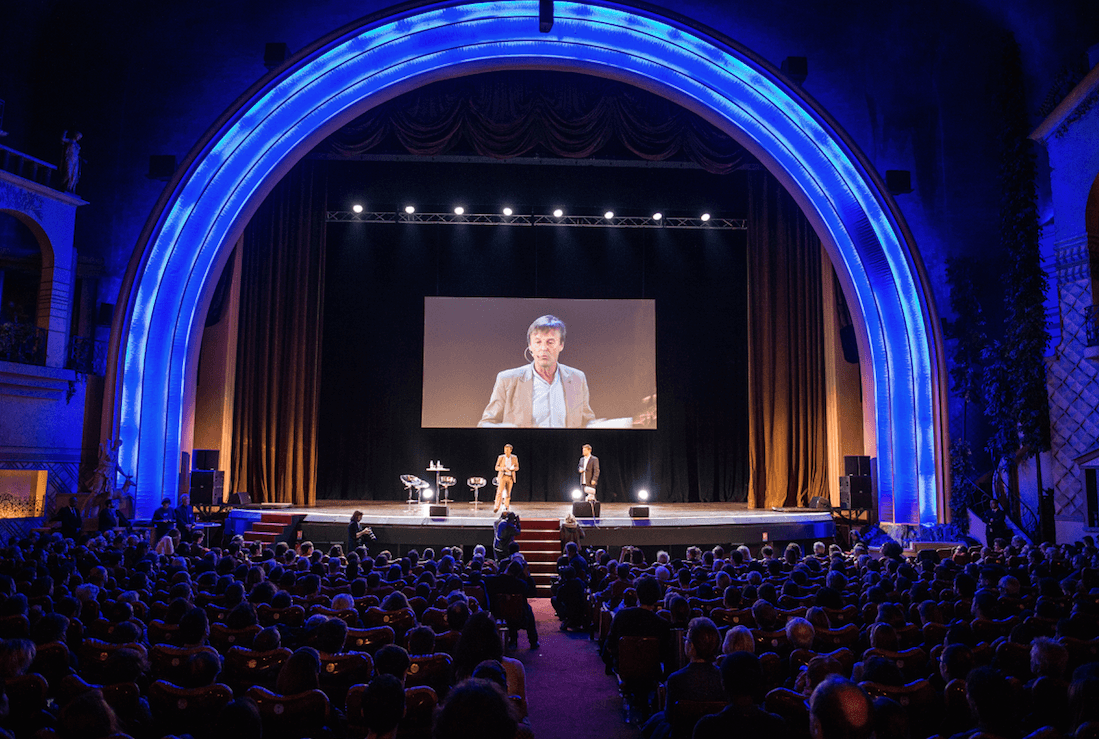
left=478, top=314, right=595, bottom=428
left=578, top=443, right=600, bottom=501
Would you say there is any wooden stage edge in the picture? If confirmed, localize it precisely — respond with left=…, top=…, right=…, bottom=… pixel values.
left=225, top=501, right=837, bottom=551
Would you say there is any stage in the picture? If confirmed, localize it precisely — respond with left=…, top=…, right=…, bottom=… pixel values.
left=224, top=501, right=836, bottom=555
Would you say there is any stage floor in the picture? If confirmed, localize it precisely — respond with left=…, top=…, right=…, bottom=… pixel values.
left=226, top=501, right=835, bottom=551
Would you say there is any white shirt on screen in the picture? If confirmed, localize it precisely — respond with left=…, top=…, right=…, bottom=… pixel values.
left=532, top=365, right=567, bottom=427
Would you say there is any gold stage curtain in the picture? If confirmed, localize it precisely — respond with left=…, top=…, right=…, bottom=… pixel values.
left=231, top=162, right=327, bottom=506
left=747, top=172, right=829, bottom=509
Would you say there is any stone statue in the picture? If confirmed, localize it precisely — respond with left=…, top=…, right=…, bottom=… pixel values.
left=61, top=131, right=82, bottom=192
left=84, top=438, right=128, bottom=514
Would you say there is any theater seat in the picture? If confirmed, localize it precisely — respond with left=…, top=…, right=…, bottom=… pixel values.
left=400, top=686, right=438, bottom=739
left=147, top=680, right=233, bottom=737
left=318, top=651, right=374, bottom=705
left=345, top=625, right=396, bottom=653
left=669, top=698, right=727, bottom=739
left=765, top=687, right=810, bottom=739
left=247, top=686, right=331, bottom=739
left=222, top=645, right=292, bottom=696
left=149, top=643, right=221, bottom=683
left=257, top=604, right=306, bottom=628
left=406, top=653, right=454, bottom=697
left=209, top=622, right=261, bottom=651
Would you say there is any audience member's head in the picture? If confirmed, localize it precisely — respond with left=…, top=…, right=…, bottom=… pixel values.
left=722, top=625, right=754, bottom=656
left=276, top=646, right=321, bottom=694
left=685, top=617, right=721, bottom=663
left=810, top=677, right=873, bottom=739
left=374, top=644, right=411, bottom=684
left=433, top=678, right=518, bottom=739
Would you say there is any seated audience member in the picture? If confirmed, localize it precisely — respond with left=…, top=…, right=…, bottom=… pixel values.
left=551, top=565, right=588, bottom=631
left=360, top=674, right=405, bottom=739
left=872, top=696, right=910, bottom=739
left=275, top=646, right=321, bottom=694
left=452, top=611, right=527, bottom=718
left=722, top=625, right=755, bottom=656
left=603, top=576, right=675, bottom=676
left=795, top=654, right=844, bottom=697
left=644, top=617, right=725, bottom=739
left=58, top=690, right=120, bottom=739
left=374, top=644, right=412, bottom=685
left=433, top=678, right=518, bottom=739
left=483, top=559, right=538, bottom=649
left=964, top=667, right=1017, bottom=739
left=809, top=677, right=873, bottom=739
left=213, top=698, right=263, bottom=739
left=0, top=639, right=35, bottom=679
left=693, top=651, right=786, bottom=739
left=407, top=626, right=436, bottom=656
left=786, top=617, right=816, bottom=651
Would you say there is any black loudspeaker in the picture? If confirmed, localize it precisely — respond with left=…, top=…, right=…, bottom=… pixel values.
left=429, top=505, right=448, bottom=517
left=839, top=476, right=872, bottom=510
left=148, top=155, right=177, bottom=181
left=190, top=470, right=224, bottom=505
left=844, top=455, right=871, bottom=477
left=538, top=0, right=554, bottom=32
left=573, top=501, right=600, bottom=517
left=886, top=170, right=912, bottom=195
left=781, top=56, right=808, bottom=84
left=193, top=449, right=220, bottom=471
left=629, top=506, right=649, bottom=518
left=228, top=491, right=251, bottom=505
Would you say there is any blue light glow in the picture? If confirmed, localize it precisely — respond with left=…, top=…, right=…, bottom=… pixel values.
left=116, top=0, right=942, bottom=523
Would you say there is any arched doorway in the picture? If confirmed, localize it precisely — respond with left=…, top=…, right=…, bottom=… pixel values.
left=106, top=0, right=948, bottom=524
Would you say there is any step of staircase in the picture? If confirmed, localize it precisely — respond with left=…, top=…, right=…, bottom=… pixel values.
left=241, top=512, right=298, bottom=545
left=516, top=519, right=560, bottom=596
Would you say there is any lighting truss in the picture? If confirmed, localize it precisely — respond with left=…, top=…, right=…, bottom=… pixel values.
left=326, top=211, right=747, bottom=229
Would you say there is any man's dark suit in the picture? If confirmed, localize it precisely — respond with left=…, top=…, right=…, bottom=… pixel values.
left=691, top=704, right=788, bottom=739
left=578, top=454, right=600, bottom=495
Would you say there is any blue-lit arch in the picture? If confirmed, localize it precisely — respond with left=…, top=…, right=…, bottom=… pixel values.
left=108, top=1, right=947, bottom=524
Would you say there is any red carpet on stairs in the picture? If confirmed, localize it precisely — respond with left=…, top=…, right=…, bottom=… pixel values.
left=515, top=599, right=642, bottom=739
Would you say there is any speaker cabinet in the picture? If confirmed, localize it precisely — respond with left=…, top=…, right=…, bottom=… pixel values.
left=573, top=501, right=600, bottom=517
left=429, top=505, right=448, bottom=517
left=190, top=470, right=224, bottom=505
left=192, top=449, right=220, bottom=471
left=839, top=475, right=872, bottom=510
left=629, top=506, right=649, bottom=518
left=844, top=455, right=871, bottom=477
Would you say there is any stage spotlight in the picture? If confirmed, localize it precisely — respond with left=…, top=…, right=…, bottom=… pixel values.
left=352, top=204, right=364, bottom=213
left=604, top=210, right=614, bottom=220
left=638, top=489, right=650, bottom=501
left=423, top=488, right=434, bottom=499
left=502, top=207, right=513, bottom=216
left=652, top=212, right=662, bottom=221
left=404, top=205, right=415, bottom=214
left=700, top=213, right=711, bottom=222
left=454, top=206, right=465, bottom=215
left=571, top=489, right=582, bottom=500
left=553, top=208, right=564, bottom=218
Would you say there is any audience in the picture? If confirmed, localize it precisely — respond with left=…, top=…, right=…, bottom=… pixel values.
left=5, top=513, right=1099, bottom=739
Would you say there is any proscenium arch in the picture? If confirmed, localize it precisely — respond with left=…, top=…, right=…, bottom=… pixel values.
left=106, top=0, right=948, bottom=524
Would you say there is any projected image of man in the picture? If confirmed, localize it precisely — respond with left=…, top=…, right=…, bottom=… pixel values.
left=478, top=314, right=595, bottom=428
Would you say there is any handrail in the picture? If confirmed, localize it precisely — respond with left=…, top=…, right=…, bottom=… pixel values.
left=0, top=143, right=57, bottom=188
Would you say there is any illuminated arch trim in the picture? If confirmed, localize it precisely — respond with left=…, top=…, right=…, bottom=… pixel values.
left=112, top=1, right=943, bottom=523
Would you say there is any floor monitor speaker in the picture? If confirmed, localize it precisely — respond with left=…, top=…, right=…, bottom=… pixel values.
left=573, top=501, right=600, bottom=518
left=429, top=505, right=449, bottom=517
left=629, top=506, right=649, bottom=518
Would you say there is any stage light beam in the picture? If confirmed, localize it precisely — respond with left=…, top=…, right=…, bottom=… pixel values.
left=638, top=489, right=650, bottom=501
left=652, top=212, right=662, bottom=221
left=502, top=207, right=513, bottom=216
left=454, top=206, right=465, bottom=215
left=404, top=205, right=415, bottom=214
left=553, top=208, right=564, bottom=218
left=571, top=489, right=582, bottom=500
left=700, top=213, right=711, bottom=222
left=352, top=204, right=363, bottom=213
left=604, top=210, right=614, bottom=220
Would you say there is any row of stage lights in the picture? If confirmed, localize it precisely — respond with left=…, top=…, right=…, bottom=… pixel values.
left=350, top=203, right=713, bottom=222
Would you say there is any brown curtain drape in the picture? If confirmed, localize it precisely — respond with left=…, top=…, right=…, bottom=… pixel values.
left=231, top=161, right=327, bottom=505
left=747, top=172, right=829, bottom=508
left=322, top=71, right=749, bottom=174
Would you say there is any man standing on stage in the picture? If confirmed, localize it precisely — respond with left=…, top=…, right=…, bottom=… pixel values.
left=478, top=314, right=596, bottom=428
left=578, top=443, right=600, bottom=501
left=495, top=443, right=519, bottom=513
